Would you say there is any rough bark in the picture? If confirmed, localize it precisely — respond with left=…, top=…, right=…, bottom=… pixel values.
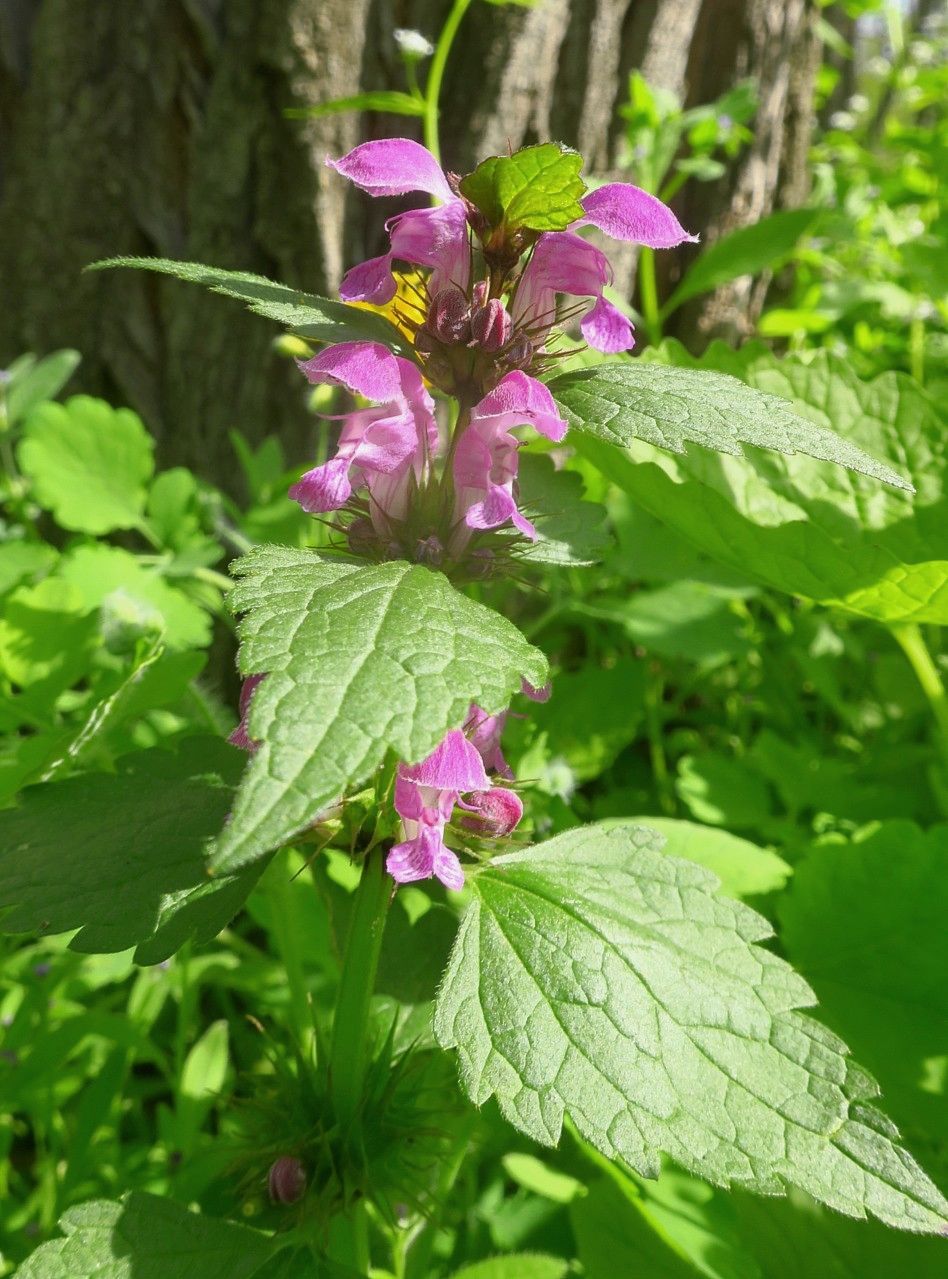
left=0, top=0, right=821, bottom=481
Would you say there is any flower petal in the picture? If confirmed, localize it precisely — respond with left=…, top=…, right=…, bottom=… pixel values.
left=327, top=138, right=453, bottom=202
left=581, top=183, right=698, bottom=248
left=297, top=341, right=403, bottom=404
left=432, top=843, right=466, bottom=891
left=388, top=201, right=471, bottom=295
left=228, top=674, right=265, bottom=752
left=471, top=371, right=568, bottom=443
left=288, top=456, right=353, bottom=513
left=581, top=295, right=635, bottom=353
left=405, top=728, right=490, bottom=792
left=338, top=254, right=398, bottom=305
left=387, top=827, right=439, bottom=884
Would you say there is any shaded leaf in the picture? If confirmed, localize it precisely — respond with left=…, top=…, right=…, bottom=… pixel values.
left=516, top=453, right=611, bottom=566
left=16, top=1194, right=275, bottom=1279
left=0, top=737, right=266, bottom=963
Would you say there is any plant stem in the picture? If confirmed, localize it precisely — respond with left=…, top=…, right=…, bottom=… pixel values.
left=423, top=0, right=472, bottom=165
left=892, top=623, right=948, bottom=771
left=637, top=247, right=662, bottom=344
left=329, top=848, right=390, bottom=1130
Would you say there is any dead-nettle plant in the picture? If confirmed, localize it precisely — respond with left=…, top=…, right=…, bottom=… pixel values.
left=94, top=137, right=946, bottom=1253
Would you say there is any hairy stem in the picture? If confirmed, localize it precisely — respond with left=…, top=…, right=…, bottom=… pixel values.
left=329, top=848, right=390, bottom=1130
left=423, top=0, right=473, bottom=165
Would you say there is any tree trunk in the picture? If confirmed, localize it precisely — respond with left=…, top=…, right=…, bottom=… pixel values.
left=0, top=0, right=820, bottom=484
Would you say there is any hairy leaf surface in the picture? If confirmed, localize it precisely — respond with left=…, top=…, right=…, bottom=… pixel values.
left=550, top=363, right=910, bottom=490
left=434, top=823, right=948, bottom=1232
left=87, top=257, right=410, bottom=353
left=214, top=551, right=548, bottom=872
left=573, top=346, right=947, bottom=622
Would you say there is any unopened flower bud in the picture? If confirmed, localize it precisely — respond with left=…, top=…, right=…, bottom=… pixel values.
left=503, top=334, right=534, bottom=369
left=471, top=281, right=489, bottom=309
left=414, top=534, right=444, bottom=566
left=470, top=299, right=512, bottom=352
left=347, top=515, right=377, bottom=557
left=427, top=289, right=471, bottom=345
left=458, top=787, right=523, bottom=837
left=268, top=1155, right=306, bottom=1205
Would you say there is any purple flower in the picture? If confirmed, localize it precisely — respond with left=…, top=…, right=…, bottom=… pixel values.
left=329, top=140, right=470, bottom=305
left=457, top=786, right=523, bottom=837
left=387, top=729, right=490, bottom=891
left=451, top=372, right=567, bottom=550
left=327, top=138, right=696, bottom=352
left=466, top=704, right=514, bottom=780
left=289, top=341, right=438, bottom=534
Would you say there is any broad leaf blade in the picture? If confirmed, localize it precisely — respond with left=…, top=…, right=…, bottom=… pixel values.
left=17, top=1194, right=275, bottom=1279
left=434, top=822, right=948, bottom=1233
left=18, top=395, right=154, bottom=534
left=516, top=453, right=611, bottom=566
left=460, top=143, right=586, bottom=232
left=214, top=551, right=548, bottom=873
left=87, top=257, right=410, bottom=353
left=575, top=346, right=947, bottom=623
left=0, top=737, right=266, bottom=963
left=779, top=822, right=948, bottom=1144
left=550, top=363, right=911, bottom=491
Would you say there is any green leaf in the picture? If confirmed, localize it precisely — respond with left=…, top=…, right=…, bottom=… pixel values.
left=515, top=453, right=611, bottom=566
left=87, top=257, right=410, bottom=353
left=0, top=737, right=267, bottom=963
left=551, top=362, right=911, bottom=491
left=0, top=540, right=57, bottom=597
left=512, top=663, right=646, bottom=783
left=18, top=395, right=154, bottom=534
left=460, top=143, right=586, bottom=233
left=664, top=209, right=819, bottom=314
left=583, top=581, right=750, bottom=665
left=573, top=1167, right=761, bottom=1279
left=4, top=348, right=81, bottom=427
left=434, top=822, right=948, bottom=1233
left=779, top=822, right=948, bottom=1145
left=675, top=753, right=773, bottom=830
left=621, top=817, right=791, bottom=898
left=58, top=544, right=212, bottom=649
left=0, top=578, right=97, bottom=694
left=214, top=550, right=548, bottom=872
left=450, top=1256, right=569, bottom=1279
left=16, top=1193, right=275, bottom=1279
left=173, top=1019, right=230, bottom=1153
left=735, top=1188, right=948, bottom=1278
left=579, top=345, right=948, bottom=624
left=286, top=91, right=426, bottom=119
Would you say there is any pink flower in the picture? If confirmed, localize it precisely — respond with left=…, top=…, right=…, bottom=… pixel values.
left=387, top=730, right=490, bottom=891
left=514, top=182, right=698, bottom=354
left=328, top=140, right=470, bottom=304
left=466, top=704, right=514, bottom=780
left=289, top=341, right=438, bottom=533
left=326, top=139, right=694, bottom=352
left=451, top=371, right=568, bottom=550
